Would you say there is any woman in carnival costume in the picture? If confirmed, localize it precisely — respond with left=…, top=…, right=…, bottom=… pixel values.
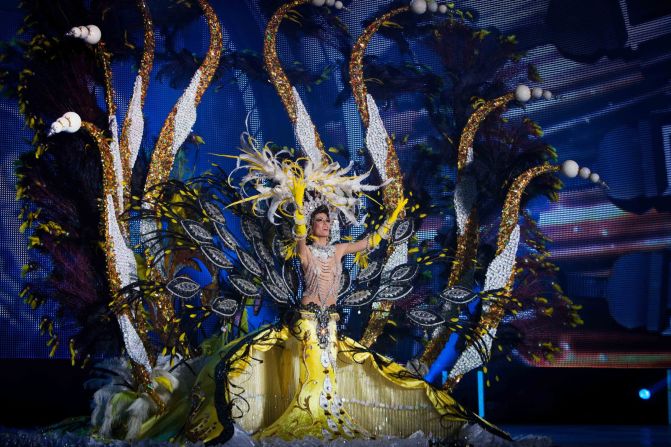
left=8, top=0, right=597, bottom=444
left=122, top=149, right=499, bottom=444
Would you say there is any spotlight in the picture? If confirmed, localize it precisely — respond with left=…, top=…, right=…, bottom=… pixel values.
left=638, top=388, right=651, bottom=400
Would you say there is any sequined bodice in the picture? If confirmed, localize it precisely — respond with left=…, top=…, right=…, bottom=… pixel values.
left=302, top=244, right=342, bottom=307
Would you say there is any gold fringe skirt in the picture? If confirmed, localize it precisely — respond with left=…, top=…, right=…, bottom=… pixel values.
left=138, top=312, right=468, bottom=443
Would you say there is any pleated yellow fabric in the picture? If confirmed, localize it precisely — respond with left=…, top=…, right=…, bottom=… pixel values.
left=137, top=313, right=471, bottom=443
left=336, top=336, right=465, bottom=438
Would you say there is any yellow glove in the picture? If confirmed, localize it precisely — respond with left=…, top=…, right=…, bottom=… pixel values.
left=290, top=178, right=307, bottom=238
left=368, top=197, right=408, bottom=250
left=290, top=177, right=306, bottom=208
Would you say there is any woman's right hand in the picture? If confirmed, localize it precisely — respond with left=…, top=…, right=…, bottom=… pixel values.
left=290, top=177, right=306, bottom=209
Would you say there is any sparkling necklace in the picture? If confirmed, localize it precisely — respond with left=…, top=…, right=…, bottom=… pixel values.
left=309, top=243, right=335, bottom=261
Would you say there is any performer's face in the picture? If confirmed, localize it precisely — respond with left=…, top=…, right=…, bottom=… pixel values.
left=311, top=212, right=331, bottom=238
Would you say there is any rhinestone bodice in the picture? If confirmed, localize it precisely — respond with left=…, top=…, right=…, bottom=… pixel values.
left=301, top=244, right=342, bottom=307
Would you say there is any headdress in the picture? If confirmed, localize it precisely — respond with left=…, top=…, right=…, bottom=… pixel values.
left=303, top=192, right=334, bottom=224
left=227, top=133, right=386, bottom=228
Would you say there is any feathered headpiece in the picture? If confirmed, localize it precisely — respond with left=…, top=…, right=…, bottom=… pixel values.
left=226, top=133, right=387, bottom=226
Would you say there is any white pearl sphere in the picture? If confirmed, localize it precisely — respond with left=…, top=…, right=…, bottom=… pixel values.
left=589, top=172, right=600, bottom=183
left=515, top=84, right=531, bottom=102
left=334, top=0, right=343, bottom=9
left=531, top=87, right=543, bottom=99
left=326, top=0, right=335, bottom=5
left=312, top=0, right=326, bottom=6
left=543, top=90, right=553, bottom=100
left=410, top=0, right=427, bottom=14
left=438, top=4, right=448, bottom=13
left=428, top=0, right=438, bottom=12
left=579, top=167, right=591, bottom=179
left=50, top=121, right=64, bottom=134
left=62, top=112, right=82, bottom=133
left=68, top=27, right=82, bottom=38
left=561, top=160, right=579, bottom=178
left=78, top=25, right=90, bottom=38
left=84, top=25, right=101, bottom=44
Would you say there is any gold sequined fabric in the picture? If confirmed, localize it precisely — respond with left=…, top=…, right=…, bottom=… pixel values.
left=143, top=0, right=222, bottom=199
left=456, top=93, right=514, bottom=171
left=263, top=0, right=308, bottom=124
left=497, top=163, right=558, bottom=255
left=349, top=7, right=409, bottom=128
left=119, top=0, right=154, bottom=203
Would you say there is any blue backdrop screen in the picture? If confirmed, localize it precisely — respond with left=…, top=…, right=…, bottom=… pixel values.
left=1, top=0, right=670, bottom=367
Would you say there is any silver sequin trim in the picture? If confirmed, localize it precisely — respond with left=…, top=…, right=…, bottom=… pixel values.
left=173, top=69, right=202, bottom=155
left=108, top=115, right=125, bottom=213
left=293, top=87, right=322, bottom=164
left=117, top=313, right=152, bottom=372
left=127, top=74, right=145, bottom=172
left=106, top=194, right=136, bottom=288
left=364, top=94, right=389, bottom=181
left=484, top=224, right=520, bottom=292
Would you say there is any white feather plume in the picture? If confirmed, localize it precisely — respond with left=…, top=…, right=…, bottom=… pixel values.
left=227, top=135, right=388, bottom=225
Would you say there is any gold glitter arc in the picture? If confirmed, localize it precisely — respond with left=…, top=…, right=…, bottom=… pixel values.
left=354, top=11, right=409, bottom=346
left=446, top=93, right=514, bottom=319
left=81, top=121, right=153, bottom=385
left=497, top=163, right=558, bottom=256
left=263, top=0, right=327, bottom=156
left=456, top=93, right=514, bottom=171
left=140, top=0, right=222, bottom=352
left=350, top=6, right=409, bottom=128
left=119, top=0, right=155, bottom=207
left=97, top=42, right=117, bottom=117
left=443, top=163, right=559, bottom=391
left=143, top=0, right=222, bottom=200
left=263, top=0, right=309, bottom=124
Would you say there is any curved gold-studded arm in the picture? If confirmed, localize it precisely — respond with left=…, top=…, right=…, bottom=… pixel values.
left=263, top=0, right=327, bottom=160
left=140, top=0, right=221, bottom=355
left=456, top=93, right=514, bottom=171
left=263, top=0, right=308, bottom=124
left=142, top=0, right=222, bottom=200
left=423, top=93, right=518, bottom=365
left=443, top=163, right=559, bottom=391
left=119, top=0, right=155, bottom=206
left=81, top=121, right=155, bottom=389
left=446, top=93, right=515, bottom=285
left=95, top=42, right=129, bottom=223
left=96, top=42, right=117, bottom=117
left=350, top=8, right=409, bottom=348
left=350, top=6, right=408, bottom=128
left=81, top=122, right=119, bottom=222
left=496, top=163, right=558, bottom=257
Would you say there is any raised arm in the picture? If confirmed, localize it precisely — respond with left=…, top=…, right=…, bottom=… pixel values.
left=348, top=196, right=408, bottom=265
left=336, top=236, right=370, bottom=257
left=290, top=174, right=309, bottom=260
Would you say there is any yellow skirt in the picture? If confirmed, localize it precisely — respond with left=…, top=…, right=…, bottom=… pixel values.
left=137, top=312, right=473, bottom=443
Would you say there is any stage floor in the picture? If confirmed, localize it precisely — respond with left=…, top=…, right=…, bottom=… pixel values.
left=505, top=425, right=671, bottom=447
left=1, top=425, right=670, bottom=446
